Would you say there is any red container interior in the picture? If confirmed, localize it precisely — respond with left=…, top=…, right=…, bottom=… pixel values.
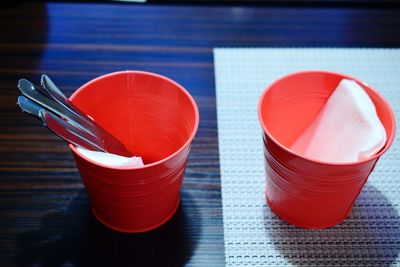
left=259, top=71, right=395, bottom=160
left=70, top=71, right=198, bottom=165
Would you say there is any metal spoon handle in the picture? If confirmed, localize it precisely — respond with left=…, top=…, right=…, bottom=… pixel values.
left=17, top=96, right=42, bottom=117
left=41, top=74, right=85, bottom=119
left=41, top=74, right=68, bottom=99
left=18, top=77, right=133, bottom=157
left=18, top=96, right=106, bottom=151
left=39, top=109, right=107, bottom=152
left=18, top=79, right=102, bottom=139
left=40, top=75, right=133, bottom=156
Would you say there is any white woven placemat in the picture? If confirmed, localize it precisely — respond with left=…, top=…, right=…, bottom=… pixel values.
left=214, top=48, right=400, bottom=267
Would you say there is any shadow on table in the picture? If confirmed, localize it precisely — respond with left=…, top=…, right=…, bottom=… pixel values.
left=16, top=190, right=200, bottom=267
left=266, top=184, right=400, bottom=266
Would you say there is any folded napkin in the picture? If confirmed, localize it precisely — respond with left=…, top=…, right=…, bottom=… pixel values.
left=290, top=79, right=386, bottom=163
left=76, top=147, right=144, bottom=167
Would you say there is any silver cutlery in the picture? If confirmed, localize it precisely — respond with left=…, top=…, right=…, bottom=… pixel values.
left=17, top=76, right=132, bottom=156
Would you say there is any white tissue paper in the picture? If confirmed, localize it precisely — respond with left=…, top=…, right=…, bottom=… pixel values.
left=76, top=147, right=144, bottom=167
left=290, top=79, right=387, bottom=163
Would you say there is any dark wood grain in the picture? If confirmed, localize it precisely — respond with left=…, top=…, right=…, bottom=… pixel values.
left=1, top=2, right=400, bottom=267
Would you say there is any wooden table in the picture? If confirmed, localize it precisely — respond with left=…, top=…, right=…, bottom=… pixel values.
left=1, top=2, right=399, bottom=267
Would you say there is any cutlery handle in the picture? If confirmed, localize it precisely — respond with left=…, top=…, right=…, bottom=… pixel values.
left=40, top=75, right=133, bottom=157
left=18, top=79, right=102, bottom=139
left=18, top=95, right=106, bottom=151
left=17, top=96, right=42, bottom=118
left=41, top=74, right=86, bottom=119
left=18, top=77, right=133, bottom=157
left=39, top=109, right=107, bottom=152
left=41, top=74, right=68, bottom=99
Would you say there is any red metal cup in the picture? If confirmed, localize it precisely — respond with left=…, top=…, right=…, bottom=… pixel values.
left=82, top=173, right=183, bottom=207
left=258, top=71, right=396, bottom=229
left=75, top=149, right=189, bottom=192
left=69, top=71, right=199, bottom=233
left=80, top=168, right=184, bottom=197
left=86, top=178, right=182, bottom=209
left=89, top=190, right=181, bottom=233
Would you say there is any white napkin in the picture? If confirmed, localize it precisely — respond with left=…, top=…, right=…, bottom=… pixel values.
left=76, top=147, right=144, bottom=167
left=290, top=79, right=386, bottom=163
